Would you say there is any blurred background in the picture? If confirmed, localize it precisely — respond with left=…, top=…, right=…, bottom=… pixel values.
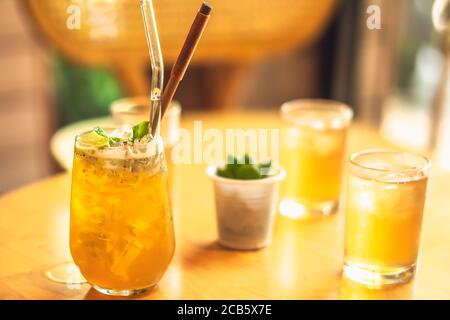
left=0, top=0, right=448, bottom=193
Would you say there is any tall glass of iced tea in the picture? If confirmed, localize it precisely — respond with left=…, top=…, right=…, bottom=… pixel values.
left=279, top=100, right=353, bottom=218
left=70, top=127, right=175, bottom=296
left=344, top=150, right=430, bottom=287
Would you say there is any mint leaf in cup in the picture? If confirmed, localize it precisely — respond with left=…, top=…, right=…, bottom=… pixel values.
left=217, top=168, right=234, bottom=179
left=226, top=155, right=239, bottom=177
left=243, top=154, right=253, bottom=165
left=216, top=155, right=273, bottom=180
left=236, top=165, right=260, bottom=180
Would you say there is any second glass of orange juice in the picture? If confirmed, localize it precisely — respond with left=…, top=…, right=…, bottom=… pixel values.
left=279, top=100, right=353, bottom=219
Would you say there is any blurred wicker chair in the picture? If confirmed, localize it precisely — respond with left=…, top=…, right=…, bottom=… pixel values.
left=25, top=0, right=338, bottom=107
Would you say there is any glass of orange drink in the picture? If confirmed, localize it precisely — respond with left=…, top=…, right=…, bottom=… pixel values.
left=70, top=125, right=175, bottom=296
left=344, top=150, right=430, bottom=287
left=279, top=100, right=353, bottom=219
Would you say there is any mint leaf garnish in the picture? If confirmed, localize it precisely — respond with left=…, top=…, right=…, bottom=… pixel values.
left=217, top=168, right=234, bottom=179
left=132, top=121, right=150, bottom=142
left=236, top=164, right=260, bottom=180
left=94, top=127, right=108, bottom=138
left=108, top=137, right=121, bottom=145
left=243, top=154, right=253, bottom=165
left=87, top=121, right=151, bottom=146
left=226, top=155, right=239, bottom=177
left=93, top=127, right=121, bottom=146
left=217, top=154, right=273, bottom=180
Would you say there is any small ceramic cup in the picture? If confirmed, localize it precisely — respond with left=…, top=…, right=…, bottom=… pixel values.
left=206, top=165, right=285, bottom=250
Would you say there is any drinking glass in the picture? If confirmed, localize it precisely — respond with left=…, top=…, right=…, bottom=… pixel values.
left=70, top=130, right=175, bottom=296
left=344, top=149, right=430, bottom=287
left=279, top=99, right=353, bottom=218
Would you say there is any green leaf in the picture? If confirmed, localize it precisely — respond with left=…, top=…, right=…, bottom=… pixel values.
left=226, top=155, right=239, bottom=177
left=108, top=137, right=121, bottom=145
left=217, top=154, right=273, bottom=180
left=243, top=154, right=253, bottom=165
left=132, top=121, right=150, bottom=141
left=94, top=127, right=122, bottom=146
left=94, top=127, right=108, bottom=138
left=235, top=165, right=261, bottom=180
left=216, top=168, right=234, bottom=179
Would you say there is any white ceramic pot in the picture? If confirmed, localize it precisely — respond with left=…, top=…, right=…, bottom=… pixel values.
left=206, top=165, right=285, bottom=250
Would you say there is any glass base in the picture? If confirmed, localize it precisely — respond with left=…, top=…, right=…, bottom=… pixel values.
left=343, top=261, right=415, bottom=288
left=45, top=262, right=87, bottom=285
left=93, top=284, right=154, bottom=297
left=279, top=198, right=338, bottom=219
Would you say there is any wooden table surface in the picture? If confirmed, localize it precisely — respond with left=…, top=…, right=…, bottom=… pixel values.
left=1, top=111, right=450, bottom=300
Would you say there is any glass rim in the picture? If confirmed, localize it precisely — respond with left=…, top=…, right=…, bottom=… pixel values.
left=349, top=149, right=431, bottom=175
left=75, top=127, right=161, bottom=149
left=280, top=99, right=353, bottom=128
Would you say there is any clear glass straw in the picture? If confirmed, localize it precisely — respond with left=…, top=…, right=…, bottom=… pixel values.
left=140, top=0, right=164, bottom=136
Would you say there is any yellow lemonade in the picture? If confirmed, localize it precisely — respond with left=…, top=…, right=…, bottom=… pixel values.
left=282, top=126, right=347, bottom=202
left=279, top=100, right=352, bottom=218
left=344, top=150, right=430, bottom=286
left=165, top=145, right=176, bottom=193
left=70, top=133, right=175, bottom=295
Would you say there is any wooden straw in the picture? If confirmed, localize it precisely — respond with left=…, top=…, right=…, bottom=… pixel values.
left=151, top=2, right=212, bottom=136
